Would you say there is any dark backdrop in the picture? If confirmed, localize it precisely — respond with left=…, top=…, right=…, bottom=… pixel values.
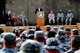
left=0, top=0, right=5, bottom=24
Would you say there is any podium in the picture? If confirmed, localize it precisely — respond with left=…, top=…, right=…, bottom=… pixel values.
left=36, top=11, right=45, bottom=26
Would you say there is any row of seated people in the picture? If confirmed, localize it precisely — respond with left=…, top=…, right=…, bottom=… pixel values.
left=4, top=9, right=76, bottom=26
left=48, top=10, right=75, bottom=25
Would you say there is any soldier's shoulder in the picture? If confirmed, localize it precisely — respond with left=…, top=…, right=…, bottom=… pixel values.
left=0, top=50, right=5, bottom=53
left=75, top=49, right=80, bottom=53
left=64, top=49, right=74, bottom=53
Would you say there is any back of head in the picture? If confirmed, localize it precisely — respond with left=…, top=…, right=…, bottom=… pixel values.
left=34, top=31, right=45, bottom=42
left=27, top=34, right=34, bottom=40
left=20, top=40, right=41, bottom=53
left=65, top=28, right=71, bottom=33
left=58, top=29, right=66, bottom=35
left=72, top=29, right=79, bottom=35
left=12, top=27, right=19, bottom=37
left=65, top=28, right=71, bottom=36
left=47, top=31, right=57, bottom=38
left=59, top=35, right=65, bottom=42
left=35, top=25, right=41, bottom=31
left=27, top=29, right=35, bottom=35
left=2, top=32, right=16, bottom=48
left=45, top=38, right=59, bottom=51
left=46, top=25, right=51, bottom=32
left=66, top=28, right=71, bottom=32
left=71, top=36, right=80, bottom=49
left=12, top=27, right=19, bottom=33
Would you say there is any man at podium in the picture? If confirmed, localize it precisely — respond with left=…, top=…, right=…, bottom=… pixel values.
left=35, top=7, right=43, bottom=14
left=35, top=7, right=45, bottom=26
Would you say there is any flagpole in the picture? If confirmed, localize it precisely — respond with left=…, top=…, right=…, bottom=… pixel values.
left=39, top=0, right=42, bottom=8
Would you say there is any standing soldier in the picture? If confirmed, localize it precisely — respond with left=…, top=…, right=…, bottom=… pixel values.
left=48, top=10, right=55, bottom=25
left=66, top=10, right=74, bottom=25
left=5, top=11, right=13, bottom=26
left=0, top=32, right=17, bottom=53
left=57, top=10, right=64, bottom=25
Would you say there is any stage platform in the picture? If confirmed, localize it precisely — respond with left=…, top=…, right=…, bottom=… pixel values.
left=0, top=24, right=79, bottom=32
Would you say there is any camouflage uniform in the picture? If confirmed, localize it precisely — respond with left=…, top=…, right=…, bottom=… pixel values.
left=57, top=10, right=64, bottom=25
left=66, top=10, right=74, bottom=25
left=0, top=32, right=17, bottom=53
left=48, top=10, right=55, bottom=24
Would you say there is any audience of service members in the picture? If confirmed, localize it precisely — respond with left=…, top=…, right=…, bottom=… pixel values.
left=0, top=25, right=80, bottom=53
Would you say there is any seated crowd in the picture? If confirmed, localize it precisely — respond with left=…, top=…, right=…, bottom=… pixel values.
left=0, top=25, right=80, bottom=53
